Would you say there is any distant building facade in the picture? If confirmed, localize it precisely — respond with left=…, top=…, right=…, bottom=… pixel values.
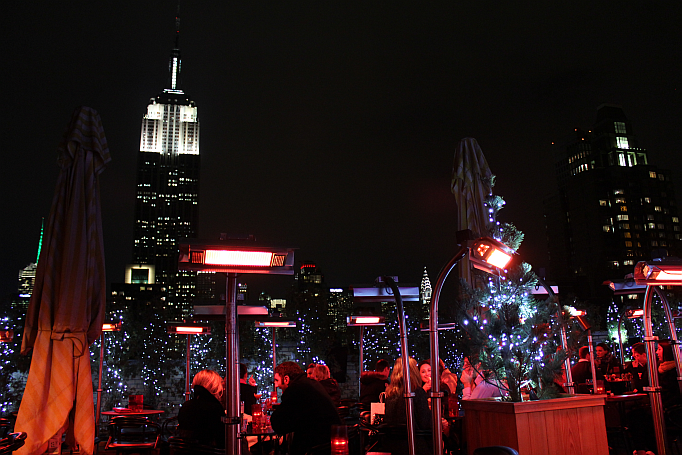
left=131, top=14, right=200, bottom=318
left=545, top=105, right=680, bottom=304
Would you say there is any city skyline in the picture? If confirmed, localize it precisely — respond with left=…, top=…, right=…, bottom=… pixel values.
left=3, top=1, right=681, bottom=301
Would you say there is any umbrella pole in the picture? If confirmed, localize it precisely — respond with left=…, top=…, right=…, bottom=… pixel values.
left=95, top=332, right=104, bottom=439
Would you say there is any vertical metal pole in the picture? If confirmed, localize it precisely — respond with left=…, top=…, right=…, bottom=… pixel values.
left=536, top=277, right=574, bottom=394
left=358, top=325, right=364, bottom=400
left=617, top=312, right=626, bottom=368
left=225, top=273, right=240, bottom=455
left=272, top=328, right=277, bottom=394
left=644, top=286, right=674, bottom=455
left=95, top=332, right=104, bottom=438
left=383, top=277, right=415, bottom=455
left=560, top=324, right=575, bottom=394
left=429, top=246, right=468, bottom=455
left=655, top=287, right=682, bottom=393
left=587, top=330, right=598, bottom=394
left=185, top=334, right=192, bottom=401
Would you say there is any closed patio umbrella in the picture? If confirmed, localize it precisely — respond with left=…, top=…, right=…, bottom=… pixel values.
left=451, top=137, right=493, bottom=285
left=15, top=106, right=110, bottom=455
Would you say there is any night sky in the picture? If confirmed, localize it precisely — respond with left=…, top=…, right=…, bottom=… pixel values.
left=3, top=1, right=681, bottom=300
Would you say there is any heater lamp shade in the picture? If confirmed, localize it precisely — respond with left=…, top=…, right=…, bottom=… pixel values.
left=627, top=309, right=644, bottom=318
left=102, top=322, right=122, bottom=332
left=254, top=320, right=297, bottom=328
left=347, top=315, right=385, bottom=326
left=178, top=239, right=295, bottom=275
left=469, top=237, right=514, bottom=272
left=634, top=260, right=682, bottom=285
left=168, top=324, right=212, bottom=335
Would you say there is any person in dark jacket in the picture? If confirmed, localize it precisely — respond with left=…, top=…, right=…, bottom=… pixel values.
left=177, top=369, right=225, bottom=448
left=623, top=342, right=648, bottom=393
left=271, top=361, right=342, bottom=455
left=312, top=364, right=341, bottom=406
left=595, top=343, right=622, bottom=377
left=360, top=359, right=390, bottom=405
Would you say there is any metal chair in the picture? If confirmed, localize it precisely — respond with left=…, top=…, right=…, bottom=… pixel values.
left=105, top=416, right=160, bottom=455
left=0, top=420, right=12, bottom=439
left=472, top=446, right=519, bottom=455
left=0, top=432, right=27, bottom=455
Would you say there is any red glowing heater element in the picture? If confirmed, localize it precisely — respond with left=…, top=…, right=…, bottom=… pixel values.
left=0, top=330, right=13, bottom=342
left=102, top=322, right=121, bottom=332
left=470, top=237, right=514, bottom=272
left=167, top=324, right=212, bottom=335
left=569, top=309, right=586, bottom=317
left=254, top=320, right=297, bottom=328
left=178, top=240, right=295, bottom=275
left=347, top=315, right=386, bottom=326
left=634, top=260, right=682, bottom=285
left=627, top=309, right=644, bottom=318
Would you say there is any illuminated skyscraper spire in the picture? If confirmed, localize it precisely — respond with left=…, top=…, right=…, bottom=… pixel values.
left=36, top=218, right=44, bottom=263
left=167, top=4, right=182, bottom=92
left=132, top=4, right=200, bottom=317
left=420, top=267, right=432, bottom=309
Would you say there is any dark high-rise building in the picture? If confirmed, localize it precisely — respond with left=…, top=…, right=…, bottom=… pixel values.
left=131, top=12, right=200, bottom=317
left=545, top=105, right=680, bottom=305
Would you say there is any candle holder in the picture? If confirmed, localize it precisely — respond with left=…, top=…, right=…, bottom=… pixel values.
left=330, top=425, right=349, bottom=455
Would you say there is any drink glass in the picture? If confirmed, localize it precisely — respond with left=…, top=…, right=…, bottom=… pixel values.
left=128, top=394, right=143, bottom=412
left=331, top=425, right=349, bottom=455
left=251, top=404, right=263, bottom=433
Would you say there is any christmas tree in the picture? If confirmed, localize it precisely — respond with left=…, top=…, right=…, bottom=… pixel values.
left=456, top=187, right=568, bottom=402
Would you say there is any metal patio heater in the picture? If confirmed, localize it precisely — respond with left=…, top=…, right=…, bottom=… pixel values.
left=428, top=237, right=514, bottom=455
left=633, top=258, right=682, bottom=455
left=352, top=279, right=419, bottom=455
left=347, top=314, right=386, bottom=399
left=168, top=323, right=212, bottom=401
left=96, top=322, right=121, bottom=436
left=254, top=318, right=297, bottom=394
left=604, top=278, right=647, bottom=361
left=178, top=238, right=294, bottom=455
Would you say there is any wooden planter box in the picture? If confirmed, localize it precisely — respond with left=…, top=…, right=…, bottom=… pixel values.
left=462, top=395, right=608, bottom=455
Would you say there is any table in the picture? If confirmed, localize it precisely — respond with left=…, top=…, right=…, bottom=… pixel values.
left=604, top=393, right=648, bottom=452
left=101, top=409, right=165, bottom=418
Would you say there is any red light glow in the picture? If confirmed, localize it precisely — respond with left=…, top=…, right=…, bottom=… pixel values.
left=174, top=326, right=208, bottom=334
left=102, top=323, right=121, bottom=332
left=205, top=250, right=274, bottom=266
left=354, top=316, right=381, bottom=324
left=628, top=309, right=644, bottom=318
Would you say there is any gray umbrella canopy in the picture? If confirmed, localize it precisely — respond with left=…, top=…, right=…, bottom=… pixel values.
left=16, top=107, right=110, bottom=455
left=451, top=137, right=493, bottom=284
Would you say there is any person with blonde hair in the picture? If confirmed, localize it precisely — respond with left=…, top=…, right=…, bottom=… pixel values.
left=177, top=369, right=225, bottom=447
left=312, top=363, right=342, bottom=406
left=384, top=357, right=432, bottom=455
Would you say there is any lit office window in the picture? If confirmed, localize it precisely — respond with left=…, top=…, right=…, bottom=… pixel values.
left=617, top=137, right=629, bottom=149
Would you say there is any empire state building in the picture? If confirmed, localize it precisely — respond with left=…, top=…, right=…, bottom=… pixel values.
left=131, top=12, right=200, bottom=315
